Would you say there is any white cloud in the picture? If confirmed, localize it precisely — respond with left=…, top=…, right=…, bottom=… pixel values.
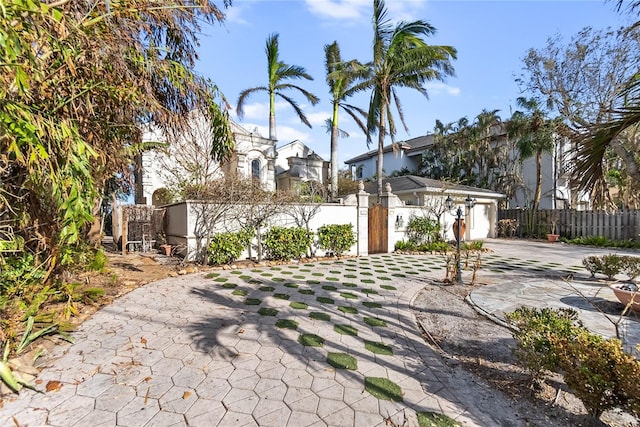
left=306, top=111, right=332, bottom=127
left=304, top=0, right=370, bottom=21
left=224, top=5, right=249, bottom=25
left=425, top=82, right=461, bottom=96
left=304, top=0, right=428, bottom=23
left=276, top=126, right=312, bottom=144
left=236, top=101, right=269, bottom=120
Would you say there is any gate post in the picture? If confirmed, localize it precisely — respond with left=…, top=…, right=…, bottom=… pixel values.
left=379, top=182, right=396, bottom=252
left=356, top=181, right=370, bottom=256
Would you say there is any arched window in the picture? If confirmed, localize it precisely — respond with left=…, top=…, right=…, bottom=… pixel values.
left=251, top=159, right=261, bottom=179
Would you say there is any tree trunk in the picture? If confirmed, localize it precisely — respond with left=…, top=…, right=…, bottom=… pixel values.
left=377, top=104, right=387, bottom=197
left=533, top=149, right=543, bottom=212
left=330, top=102, right=339, bottom=200
left=87, top=197, right=103, bottom=248
left=269, top=90, right=277, bottom=141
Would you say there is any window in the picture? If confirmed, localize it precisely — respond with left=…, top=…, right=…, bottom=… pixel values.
left=356, top=165, right=364, bottom=179
left=251, top=159, right=260, bottom=179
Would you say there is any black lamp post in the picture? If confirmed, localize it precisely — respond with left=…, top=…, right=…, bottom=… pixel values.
left=445, top=194, right=476, bottom=284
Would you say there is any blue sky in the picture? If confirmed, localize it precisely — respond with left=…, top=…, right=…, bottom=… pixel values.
left=195, top=0, right=630, bottom=168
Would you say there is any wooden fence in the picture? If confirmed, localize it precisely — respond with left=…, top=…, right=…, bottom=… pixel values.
left=498, top=209, right=640, bottom=240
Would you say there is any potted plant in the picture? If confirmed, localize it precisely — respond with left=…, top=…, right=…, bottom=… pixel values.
left=546, top=218, right=559, bottom=242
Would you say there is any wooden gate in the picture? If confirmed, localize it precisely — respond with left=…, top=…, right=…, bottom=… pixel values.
left=368, top=204, right=388, bottom=254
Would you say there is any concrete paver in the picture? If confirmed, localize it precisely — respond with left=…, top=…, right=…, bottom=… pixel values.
left=1, top=239, right=639, bottom=426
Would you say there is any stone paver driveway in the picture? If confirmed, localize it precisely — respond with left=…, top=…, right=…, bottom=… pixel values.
left=1, top=254, right=485, bottom=427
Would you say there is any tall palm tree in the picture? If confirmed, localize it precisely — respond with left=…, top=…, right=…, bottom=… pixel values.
left=324, top=41, right=368, bottom=199
left=507, top=97, right=557, bottom=212
left=358, top=0, right=457, bottom=196
left=236, top=33, right=319, bottom=141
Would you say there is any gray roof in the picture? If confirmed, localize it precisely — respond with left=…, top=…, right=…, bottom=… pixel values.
left=344, top=134, right=435, bottom=164
left=364, top=175, right=505, bottom=199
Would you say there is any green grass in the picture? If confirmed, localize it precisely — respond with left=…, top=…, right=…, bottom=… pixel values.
left=326, top=277, right=339, bottom=281
left=316, top=297, right=334, bottom=305
left=281, top=271, right=293, bottom=275
left=391, top=273, right=406, bottom=277
left=329, top=270, right=342, bottom=274
left=343, top=282, right=357, bottom=288
left=275, top=319, right=298, bottom=330
left=290, top=301, right=308, bottom=310
left=271, top=267, right=281, bottom=270
left=272, top=277, right=285, bottom=282
left=326, top=352, right=357, bottom=370
left=361, top=279, right=375, bottom=284
left=273, top=293, right=290, bottom=300
left=338, top=306, right=358, bottom=315
left=231, top=270, right=242, bottom=275
left=417, top=412, right=462, bottom=427
left=365, top=341, right=393, bottom=355
left=360, top=288, right=378, bottom=295
left=322, top=285, right=337, bottom=291
left=309, top=312, right=330, bottom=321
left=378, top=277, right=392, bottom=281
left=363, top=301, right=382, bottom=309
left=380, top=285, right=397, bottom=290
left=232, top=289, right=248, bottom=296
left=299, top=289, right=315, bottom=295
left=244, top=298, right=261, bottom=305
left=221, top=283, right=238, bottom=289
left=360, top=272, right=373, bottom=276
left=312, top=272, right=324, bottom=276
left=307, top=279, right=321, bottom=285
left=248, top=279, right=262, bottom=284
left=364, top=317, right=386, bottom=327
left=260, top=272, right=273, bottom=277
left=293, top=275, right=306, bottom=279
left=214, top=277, right=228, bottom=282
left=205, top=272, right=220, bottom=278
left=340, top=292, right=357, bottom=299
left=334, top=324, right=358, bottom=336
left=344, top=274, right=357, bottom=278
left=298, top=333, right=324, bottom=347
left=258, top=308, right=278, bottom=316
left=259, top=286, right=275, bottom=292
left=284, top=283, right=299, bottom=288
left=239, top=275, right=251, bottom=280
left=364, top=377, right=403, bottom=401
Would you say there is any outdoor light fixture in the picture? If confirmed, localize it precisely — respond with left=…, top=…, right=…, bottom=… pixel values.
left=395, top=215, right=404, bottom=229
left=446, top=195, right=476, bottom=284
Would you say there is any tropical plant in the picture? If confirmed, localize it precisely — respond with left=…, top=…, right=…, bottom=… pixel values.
left=316, top=224, right=356, bottom=257
left=356, top=0, right=456, bottom=196
left=237, top=33, right=319, bottom=141
left=324, top=41, right=368, bottom=200
left=507, top=97, right=560, bottom=212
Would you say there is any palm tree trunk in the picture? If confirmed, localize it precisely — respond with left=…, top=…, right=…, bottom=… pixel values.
left=269, top=90, right=277, bottom=141
left=377, top=104, right=386, bottom=197
left=330, top=102, right=339, bottom=200
left=534, top=148, right=543, bottom=212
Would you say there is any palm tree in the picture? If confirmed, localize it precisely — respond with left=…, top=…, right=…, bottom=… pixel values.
left=507, top=97, right=557, bottom=212
left=358, top=0, right=457, bottom=196
left=236, top=33, right=319, bottom=141
left=324, top=41, right=368, bottom=199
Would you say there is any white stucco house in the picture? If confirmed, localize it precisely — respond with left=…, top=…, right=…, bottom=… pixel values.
left=345, top=131, right=590, bottom=210
left=135, top=116, right=329, bottom=205
left=275, top=140, right=329, bottom=193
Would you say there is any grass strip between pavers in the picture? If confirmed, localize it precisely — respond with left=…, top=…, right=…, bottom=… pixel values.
left=417, top=412, right=462, bottom=427
left=338, top=306, right=358, bottom=314
left=258, top=307, right=278, bottom=316
left=364, top=317, right=387, bottom=327
left=326, top=352, right=357, bottom=370
left=290, top=301, right=308, bottom=310
left=298, top=333, right=324, bottom=347
left=365, top=340, right=393, bottom=355
left=309, top=312, right=330, bottom=321
left=334, top=324, right=358, bottom=336
left=364, top=377, right=403, bottom=401
left=275, top=319, right=298, bottom=330
left=244, top=298, right=261, bottom=305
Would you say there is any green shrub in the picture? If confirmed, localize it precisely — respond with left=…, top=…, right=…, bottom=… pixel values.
left=316, top=224, right=356, bottom=257
left=601, top=254, right=624, bottom=280
left=263, top=226, right=311, bottom=260
left=405, top=216, right=441, bottom=245
left=552, top=331, right=640, bottom=419
left=394, top=240, right=417, bottom=251
left=582, top=255, right=603, bottom=278
left=207, top=229, right=253, bottom=265
left=507, top=306, right=640, bottom=420
left=505, top=307, right=582, bottom=381
left=621, top=256, right=640, bottom=281
left=582, top=254, right=634, bottom=280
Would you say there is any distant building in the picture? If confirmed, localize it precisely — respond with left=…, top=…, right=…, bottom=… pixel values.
left=275, top=140, right=329, bottom=193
